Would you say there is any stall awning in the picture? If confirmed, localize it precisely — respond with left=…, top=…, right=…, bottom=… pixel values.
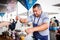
left=18, top=0, right=37, bottom=10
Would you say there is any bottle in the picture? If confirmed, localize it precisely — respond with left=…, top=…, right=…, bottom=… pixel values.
left=12, top=31, right=15, bottom=40
left=9, top=29, right=11, bottom=36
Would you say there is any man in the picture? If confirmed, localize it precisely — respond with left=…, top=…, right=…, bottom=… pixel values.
left=20, top=4, right=50, bottom=40
left=53, top=17, right=59, bottom=26
left=9, top=19, right=17, bottom=31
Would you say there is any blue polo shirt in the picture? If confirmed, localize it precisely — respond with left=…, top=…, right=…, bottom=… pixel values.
left=28, top=12, right=49, bottom=36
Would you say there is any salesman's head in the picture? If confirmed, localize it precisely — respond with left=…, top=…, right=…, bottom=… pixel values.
left=33, top=4, right=42, bottom=17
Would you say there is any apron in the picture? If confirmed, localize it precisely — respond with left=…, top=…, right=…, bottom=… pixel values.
left=33, top=16, right=48, bottom=40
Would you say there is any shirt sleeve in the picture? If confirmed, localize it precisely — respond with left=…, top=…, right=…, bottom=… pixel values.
left=42, top=13, right=49, bottom=24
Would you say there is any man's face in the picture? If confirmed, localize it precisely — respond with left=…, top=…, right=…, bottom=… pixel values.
left=33, top=7, right=42, bottom=17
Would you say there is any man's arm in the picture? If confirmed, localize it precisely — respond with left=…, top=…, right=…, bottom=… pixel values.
left=19, top=18, right=28, bottom=23
left=0, top=21, right=10, bottom=27
left=33, top=23, right=49, bottom=32
left=25, top=23, right=49, bottom=34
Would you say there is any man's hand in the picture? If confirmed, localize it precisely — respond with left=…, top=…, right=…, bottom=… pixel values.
left=16, top=16, right=18, bottom=21
left=25, top=28, right=34, bottom=34
left=20, top=18, right=27, bottom=23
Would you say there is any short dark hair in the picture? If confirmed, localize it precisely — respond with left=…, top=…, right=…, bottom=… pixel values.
left=54, top=16, right=56, bottom=18
left=33, top=3, right=41, bottom=9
